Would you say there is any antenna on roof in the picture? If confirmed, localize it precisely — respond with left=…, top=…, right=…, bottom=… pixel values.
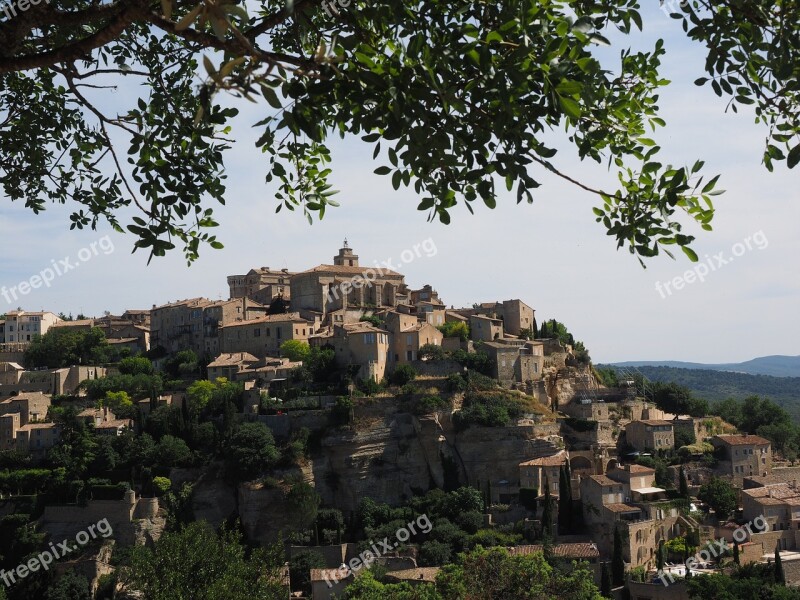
left=343, top=238, right=349, bottom=248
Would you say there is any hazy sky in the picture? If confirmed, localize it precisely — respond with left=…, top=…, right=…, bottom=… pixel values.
left=1, top=4, right=798, bottom=363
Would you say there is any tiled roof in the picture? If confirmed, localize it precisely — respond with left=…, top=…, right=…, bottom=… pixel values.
left=605, top=503, right=641, bottom=513
left=587, top=475, right=617, bottom=486
left=310, top=568, right=351, bottom=582
left=520, top=451, right=568, bottom=467
left=297, top=264, right=403, bottom=277
left=385, top=568, right=440, bottom=582
left=511, top=543, right=599, bottom=559
left=95, top=419, right=132, bottom=429
left=219, top=313, right=310, bottom=328
left=18, top=422, right=58, bottom=430
left=629, top=420, right=673, bottom=427
left=208, top=352, right=260, bottom=367
left=715, top=434, right=771, bottom=446
left=626, top=464, right=656, bottom=473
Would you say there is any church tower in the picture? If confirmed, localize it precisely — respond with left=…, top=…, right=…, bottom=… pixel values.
left=333, top=239, right=359, bottom=267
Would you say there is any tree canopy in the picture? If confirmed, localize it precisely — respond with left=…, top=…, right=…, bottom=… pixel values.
left=1, top=0, right=797, bottom=262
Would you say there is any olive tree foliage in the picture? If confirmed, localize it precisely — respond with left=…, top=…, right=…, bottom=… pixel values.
left=0, top=0, right=797, bottom=263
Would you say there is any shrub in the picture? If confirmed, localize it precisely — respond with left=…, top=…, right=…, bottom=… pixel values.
left=446, top=373, right=468, bottom=392
left=438, top=321, right=469, bottom=341
left=414, top=395, right=450, bottom=415
left=419, top=540, right=452, bottom=566
left=419, top=344, right=446, bottom=361
left=356, top=378, right=383, bottom=396
left=152, top=476, right=172, bottom=497
left=453, top=391, right=527, bottom=430
left=390, top=364, right=417, bottom=386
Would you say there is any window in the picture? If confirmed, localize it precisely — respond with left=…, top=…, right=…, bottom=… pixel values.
left=254, top=329, right=261, bottom=338
left=277, top=328, right=282, bottom=339
left=266, top=328, right=271, bottom=337
left=406, top=335, right=413, bottom=345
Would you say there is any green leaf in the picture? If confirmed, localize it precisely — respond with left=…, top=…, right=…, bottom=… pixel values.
left=681, top=246, right=699, bottom=262
left=558, top=96, right=582, bottom=120
left=787, top=145, right=800, bottom=169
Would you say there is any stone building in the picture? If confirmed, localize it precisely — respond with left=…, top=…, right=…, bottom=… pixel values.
left=219, top=313, right=314, bottom=359
left=712, top=434, right=772, bottom=481
left=0, top=310, right=62, bottom=344
left=481, top=340, right=543, bottom=387
left=290, top=242, right=409, bottom=320
left=313, top=322, right=391, bottom=383
left=150, top=297, right=267, bottom=357
left=468, top=314, right=504, bottom=342
left=625, top=420, right=675, bottom=452
left=519, top=450, right=568, bottom=494
left=227, top=267, right=294, bottom=303
left=384, top=310, right=443, bottom=364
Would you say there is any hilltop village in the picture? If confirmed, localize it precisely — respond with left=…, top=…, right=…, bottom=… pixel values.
left=0, top=242, right=796, bottom=599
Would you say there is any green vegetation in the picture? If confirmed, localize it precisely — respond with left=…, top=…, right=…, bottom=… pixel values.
left=687, top=563, right=800, bottom=599
left=280, top=340, right=312, bottom=363
left=697, top=477, right=737, bottom=520
left=124, top=522, right=287, bottom=599
left=390, top=364, right=417, bottom=386
left=438, top=322, right=469, bottom=342
left=419, top=343, right=446, bottom=361
left=436, top=546, right=602, bottom=600
left=453, top=391, right=530, bottom=430
left=606, top=366, right=800, bottom=420
left=24, top=327, right=116, bottom=368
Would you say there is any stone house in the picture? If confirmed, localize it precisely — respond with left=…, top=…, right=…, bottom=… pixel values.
left=625, top=420, right=675, bottom=452
left=227, top=267, right=294, bottom=303
left=207, top=352, right=262, bottom=381
left=409, top=285, right=443, bottom=306
left=469, top=314, right=503, bottom=342
left=1, top=310, right=62, bottom=344
left=519, top=450, right=568, bottom=495
left=320, top=323, right=391, bottom=383
left=0, top=362, right=24, bottom=386
left=712, top=434, right=772, bottom=481
left=150, top=297, right=267, bottom=357
left=219, top=313, right=314, bottom=359
left=741, top=483, right=800, bottom=533
left=0, top=391, right=51, bottom=425
left=384, top=310, right=443, bottom=364
left=0, top=413, right=60, bottom=453
left=482, top=340, right=543, bottom=387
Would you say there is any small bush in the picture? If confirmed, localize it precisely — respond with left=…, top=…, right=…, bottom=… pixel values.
left=390, top=364, right=417, bottom=386
left=414, top=395, right=450, bottom=415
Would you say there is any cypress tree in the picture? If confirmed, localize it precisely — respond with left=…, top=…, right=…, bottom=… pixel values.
left=558, top=464, right=573, bottom=534
left=733, top=540, right=740, bottom=565
left=776, top=543, right=785, bottom=585
left=600, top=561, right=612, bottom=597
left=612, top=526, right=625, bottom=586
left=656, top=539, right=665, bottom=571
left=542, top=474, right=553, bottom=539
left=684, top=542, right=692, bottom=578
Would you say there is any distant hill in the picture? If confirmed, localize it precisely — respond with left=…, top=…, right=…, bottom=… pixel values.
left=611, top=355, right=800, bottom=378
left=598, top=364, right=800, bottom=420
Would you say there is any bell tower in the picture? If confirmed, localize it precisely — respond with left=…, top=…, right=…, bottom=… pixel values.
left=333, top=239, right=359, bottom=267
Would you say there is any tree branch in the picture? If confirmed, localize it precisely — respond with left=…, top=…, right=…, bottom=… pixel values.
left=0, top=0, right=145, bottom=73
